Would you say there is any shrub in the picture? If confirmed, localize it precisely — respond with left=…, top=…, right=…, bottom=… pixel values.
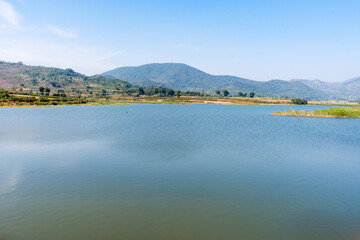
left=291, top=98, right=308, bottom=105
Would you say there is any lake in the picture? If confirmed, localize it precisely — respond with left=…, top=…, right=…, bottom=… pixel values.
left=0, top=104, right=360, bottom=240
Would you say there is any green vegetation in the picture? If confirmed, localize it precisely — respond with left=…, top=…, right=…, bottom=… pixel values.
left=272, top=107, right=360, bottom=118
left=1, top=61, right=358, bottom=109
left=3, top=61, right=360, bottom=101
left=0, top=88, right=89, bottom=106
left=2, top=85, right=358, bottom=109
left=175, top=90, right=181, bottom=98
left=291, top=98, right=308, bottom=105
left=0, top=61, right=207, bottom=100
left=102, top=63, right=333, bottom=100
left=0, top=86, right=299, bottom=108
left=238, top=92, right=254, bottom=98
left=0, top=61, right=263, bottom=107
left=0, top=61, right=143, bottom=97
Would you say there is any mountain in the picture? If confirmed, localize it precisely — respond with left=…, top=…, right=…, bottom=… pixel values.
left=2, top=61, right=359, bottom=100
left=342, top=77, right=360, bottom=98
left=0, top=61, right=141, bottom=95
left=292, top=78, right=360, bottom=100
left=104, top=63, right=258, bottom=89
left=103, top=63, right=329, bottom=100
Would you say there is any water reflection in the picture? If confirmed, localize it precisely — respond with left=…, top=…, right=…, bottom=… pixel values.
left=0, top=169, right=22, bottom=195
left=0, top=105, right=359, bottom=240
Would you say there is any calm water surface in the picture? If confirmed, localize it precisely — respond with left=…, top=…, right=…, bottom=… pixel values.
left=0, top=104, right=360, bottom=240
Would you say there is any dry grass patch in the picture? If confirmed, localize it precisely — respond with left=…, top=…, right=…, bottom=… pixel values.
left=272, top=107, right=360, bottom=118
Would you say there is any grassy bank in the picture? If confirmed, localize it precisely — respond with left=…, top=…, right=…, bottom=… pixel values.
left=272, top=107, right=360, bottom=118
left=105, top=96, right=295, bottom=105
left=1, top=88, right=359, bottom=108
left=0, top=91, right=298, bottom=107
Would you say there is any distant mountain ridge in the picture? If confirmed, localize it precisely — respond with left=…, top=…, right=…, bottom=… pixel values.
left=291, top=78, right=360, bottom=100
left=1, top=61, right=358, bottom=100
left=103, top=63, right=360, bottom=100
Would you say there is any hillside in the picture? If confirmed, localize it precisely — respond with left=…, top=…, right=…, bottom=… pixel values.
left=291, top=78, right=360, bottom=100
left=0, top=61, right=147, bottom=96
left=103, top=63, right=254, bottom=89
left=103, top=63, right=329, bottom=100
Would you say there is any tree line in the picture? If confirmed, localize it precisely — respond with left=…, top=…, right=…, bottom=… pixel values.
left=34, top=85, right=260, bottom=99
left=215, top=90, right=255, bottom=98
left=33, top=87, right=311, bottom=106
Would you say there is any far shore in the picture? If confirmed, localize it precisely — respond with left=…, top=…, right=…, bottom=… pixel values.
left=1, top=96, right=359, bottom=109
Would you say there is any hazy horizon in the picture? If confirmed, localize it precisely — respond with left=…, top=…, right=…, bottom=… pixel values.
left=0, top=0, right=359, bottom=82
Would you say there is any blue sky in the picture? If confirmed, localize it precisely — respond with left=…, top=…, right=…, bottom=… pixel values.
left=0, top=0, right=359, bottom=82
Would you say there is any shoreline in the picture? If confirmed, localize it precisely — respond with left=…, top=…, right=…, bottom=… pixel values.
left=0, top=96, right=358, bottom=109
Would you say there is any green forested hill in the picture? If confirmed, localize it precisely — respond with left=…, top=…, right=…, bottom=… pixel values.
left=0, top=61, right=147, bottom=96
left=103, top=63, right=330, bottom=100
left=104, top=63, right=253, bottom=90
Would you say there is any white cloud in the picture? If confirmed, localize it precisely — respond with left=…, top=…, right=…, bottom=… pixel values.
left=0, top=37, right=123, bottom=75
left=48, top=26, right=78, bottom=39
left=0, top=1, right=121, bottom=75
left=0, top=0, right=21, bottom=27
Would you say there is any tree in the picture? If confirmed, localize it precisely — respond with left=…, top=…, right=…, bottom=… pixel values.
left=77, top=91, right=82, bottom=104
left=45, top=88, right=51, bottom=96
left=138, top=87, right=145, bottom=95
left=39, top=86, right=45, bottom=95
left=215, top=90, right=221, bottom=95
left=101, top=89, right=109, bottom=100
left=243, top=93, right=247, bottom=97
left=223, top=90, right=229, bottom=97
left=175, top=90, right=181, bottom=98
left=57, top=89, right=66, bottom=97
left=249, top=92, right=255, bottom=98
left=167, top=89, right=175, bottom=96
left=238, top=92, right=243, bottom=97
left=291, top=98, right=308, bottom=105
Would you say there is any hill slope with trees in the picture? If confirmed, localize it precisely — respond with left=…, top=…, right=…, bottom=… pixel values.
left=104, top=63, right=360, bottom=100
left=103, top=63, right=328, bottom=100
left=0, top=61, right=176, bottom=97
